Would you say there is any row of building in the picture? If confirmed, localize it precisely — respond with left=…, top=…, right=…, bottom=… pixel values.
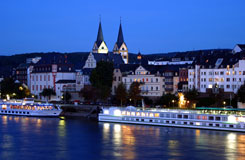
left=14, top=21, right=245, bottom=101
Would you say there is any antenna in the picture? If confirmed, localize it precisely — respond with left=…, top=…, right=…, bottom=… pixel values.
left=99, top=14, right=101, bottom=22
left=120, top=16, right=122, bottom=24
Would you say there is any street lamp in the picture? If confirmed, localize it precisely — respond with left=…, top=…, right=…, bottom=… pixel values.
left=172, top=100, right=175, bottom=108
left=223, top=101, right=226, bottom=107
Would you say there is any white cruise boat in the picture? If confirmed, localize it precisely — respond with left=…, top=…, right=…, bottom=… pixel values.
left=0, top=99, right=62, bottom=117
left=99, top=106, right=245, bottom=132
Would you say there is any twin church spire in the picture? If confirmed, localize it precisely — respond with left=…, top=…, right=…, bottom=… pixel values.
left=92, top=20, right=128, bottom=64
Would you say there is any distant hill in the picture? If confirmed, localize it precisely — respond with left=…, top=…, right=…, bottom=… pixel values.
left=0, top=49, right=232, bottom=78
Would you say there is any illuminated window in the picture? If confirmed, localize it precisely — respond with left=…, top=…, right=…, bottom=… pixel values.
left=127, top=111, right=131, bottom=116
left=136, top=112, right=140, bottom=116
left=141, top=112, right=145, bottom=117
left=155, top=113, right=159, bottom=117
left=131, top=112, right=135, bottom=116
left=149, top=113, right=154, bottom=117
left=121, top=111, right=126, bottom=115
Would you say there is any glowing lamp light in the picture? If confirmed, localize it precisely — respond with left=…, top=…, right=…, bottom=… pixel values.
left=114, top=109, right=122, bottom=116
left=104, top=110, right=109, bottom=115
left=228, top=115, right=237, bottom=124
left=196, top=122, right=201, bottom=126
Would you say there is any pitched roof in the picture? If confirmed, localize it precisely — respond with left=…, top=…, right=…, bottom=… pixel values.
left=116, top=23, right=125, bottom=47
left=237, top=44, right=245, bottom=51
left=92, top=52, right=124, bottom=67
left=96, top=22, right=104, bottom=47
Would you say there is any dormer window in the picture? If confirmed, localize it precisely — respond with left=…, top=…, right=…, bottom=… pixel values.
left=122, top=48, right=125, bottom=50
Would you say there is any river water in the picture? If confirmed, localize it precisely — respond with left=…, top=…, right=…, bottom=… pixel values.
left=0, top=115, right=245, bottom=160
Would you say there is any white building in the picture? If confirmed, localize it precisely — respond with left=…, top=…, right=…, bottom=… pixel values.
left=188, top=53, right=245, bottom=94
left=122, top=65, right=165, bottom=97
left=30, top=54, right=76, bottom=100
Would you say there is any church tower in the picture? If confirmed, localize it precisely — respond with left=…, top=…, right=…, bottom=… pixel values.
left=92, top=21, right=108, bottom=54
left=113, top=22, right=128, bottom=64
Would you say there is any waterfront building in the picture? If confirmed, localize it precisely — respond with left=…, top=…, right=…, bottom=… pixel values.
left=15, top=57, right=41, bottom=86
left=122, top=65, right=165, bottom=97
left=30, top=53, right=76, bottom=100
left=188, top=51, right=245, bottom=95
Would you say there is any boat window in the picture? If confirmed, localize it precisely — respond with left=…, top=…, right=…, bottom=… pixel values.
left=141, top=119, right=144, bottom=122
left=12, top=111, right=14, bottom=113
left=177, top=115, right=182, bottom=118
left=154, top=113, right=159, bottom=117
left=215, top=124, right=219, bottom=127
left=184, top=115, right=188, bottom=119
left=209, top=123, right=213, bottom=127
left=229, top=125, right=234, bottom=128
left=136, top=119, right=139, bottom=121
left=190, top=122, right=194, bottom=125
left=222, top=117, right=228, bottom=121
left=172, top=114, right=176, bottom=118
left=172, top=121, right=175, bottom=124
left=23, top=112, right=25, bottom=114
left=8, top=111, right=11, bottom=113
left=166, top=121, right=169, bottom=123
left=166, top=114, right=170, bottom=118
left=149, top=113, right=154, bottom=117
left=149, top=120, right=153, bottom=122
left=27, top=112, right=30, bottom=114
left=208, top=116, right=214, bottom=120
left=184, top=122, right=187, bottom=125
left=215, top=117, right=221, bottom=121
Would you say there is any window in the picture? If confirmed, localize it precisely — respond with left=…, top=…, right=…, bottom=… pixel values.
left=220, top=71, right=224, bottom=75
left=227, top=85, right=230, bottom=89
left=226, top=78, right=230, bottom=82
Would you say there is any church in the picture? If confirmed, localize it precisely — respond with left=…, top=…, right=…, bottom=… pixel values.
left=90, top=21, right=129, bottom=64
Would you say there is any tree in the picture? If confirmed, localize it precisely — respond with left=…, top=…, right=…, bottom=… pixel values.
left=237, top=83, right=245, bottom=103
left=157, top=93, right=178, bottom=108
left=0, top=78, right=30, bottom=99
left=62, top=91, right=72, bottom=103
left=115, top=83, right=127, bottom=106
left=79, top=85, right=98, bottom=102
left=128, top=82, right=141, bottom=106
left=184, top=88, right=199, bottom=107
left=40, top=88, right=56, bottom=101
left=90, top=61, right=114, bottom=101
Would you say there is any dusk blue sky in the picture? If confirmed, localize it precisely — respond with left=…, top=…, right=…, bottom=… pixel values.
left=1, top=0, right=245, bottom=55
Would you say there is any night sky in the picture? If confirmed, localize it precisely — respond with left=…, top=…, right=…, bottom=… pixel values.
left=1, top=0, right=245, bottom=55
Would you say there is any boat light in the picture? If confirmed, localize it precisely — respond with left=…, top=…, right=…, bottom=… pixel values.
left=228, top=115, right=237, bottom=124
left=104, top=110, right=109, bottom=115
left=114, top=109, right=121, bottom=116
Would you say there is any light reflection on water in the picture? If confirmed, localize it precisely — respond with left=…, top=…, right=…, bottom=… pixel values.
left=1, top=115, right=245, bottom=160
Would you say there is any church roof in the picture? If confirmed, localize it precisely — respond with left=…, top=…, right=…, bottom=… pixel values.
left=92, top=52, right=124, bottom=67
left=96, top=22, right=104, bottom=47
left=116, top=23, right=125, bottom=47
